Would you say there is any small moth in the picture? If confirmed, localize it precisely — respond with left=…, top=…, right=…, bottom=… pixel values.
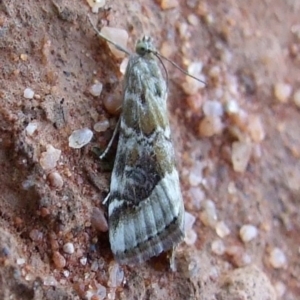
left=89, top=17, right=185, bottom=265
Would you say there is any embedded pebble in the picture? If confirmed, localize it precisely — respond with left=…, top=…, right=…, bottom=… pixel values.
left=226, top=245, right=251, bottom=267
left=188, top=161, right=205, bottom=186
left=47, top=171, right=64, bottom=189
left=248, top=115, right=265, bottom=143
left=185, top=229, right=197, bottom=245
left=108, top=262, right=124, bottom=287
left=274, top=82, right=292, bottom=103
left=63, top=270, right=70, bottom=278
left=68, top=128, right=93, bottom=149
left=186, top=94, right=203, bottom=112
left=25, top=273, right=35, bottom=281
left=215, top=221, right=230, bottom=238
left=211, top=239, right=225, bottom=255
left=23, top=87, right=35, bottom=99
left=181, top=62, right=205, bottom=95
left=39, top=145, right=61, bottom=171
left=80, top=257, right=87, bottom=266
left=100, top=27, right=128, bottom=58
left=103, top=94, right=122, bottom=115
left=93, top=119, right=110, bottom=132
left=160, top=41, right=174, bottom=58
left=269, top=247, right=287, bottom=269
left=91, top=207, right=108, bottom=232
left=91, top=260, right=99, bottom=272
left=29, top=229, right=43, bottom=241
left=17, top=258, right=26, bottom=265
left=202, top=100, right=224, bottom=117
left=43, top=276, right=58, bottom=286
left=120, top=57, right=129, bottom=74
left=239, top=224, right=258, bottom=243
left=86, top=0, right=106, bottom=13
left=52, top=251, right=66, bottom=269
left=208, top=65, right=221, bottom=81
left=63, top=242, right=75, bottom=254
left=184, top=211, right=197, bottom=245
left=89, top=82, right=103, bottom=97
left=188, top=187, right=205, bottom=209
left=231, top=141, right=252, bottom=172
left=274, top=281, right=286, bottom=298
left=225, top=99, right=239, bottom=114
left=293, top=88, right=300, bottom=107
left=20, top=53, right=28, bottom=61
left=187, top=14, right=199, bottom=26
left=160, top=0, right=178, bottom=10
left=25, top=121, right=38, bottom=136
left=219, top=265, right=276, bottom=299
left=198, top=116, right=223, bottom=137
left=199, top=200, right=218, bottom=228
left=227, top=181, right=237, bottom=194
left=184, top=211, right=196, bottom=231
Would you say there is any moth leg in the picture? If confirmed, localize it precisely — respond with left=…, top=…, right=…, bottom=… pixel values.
left=102, top=192, right=110, bottom=206
left=99, top=117, right=121, bottom=160
left=169, top=246, right=178, bottom=272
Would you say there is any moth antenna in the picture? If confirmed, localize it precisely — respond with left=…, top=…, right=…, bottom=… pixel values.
left=155, top=54, right=169, bottom=88
left=155, top=52, right=206, bottom=85
left=87, top=15, right=131, bottom=56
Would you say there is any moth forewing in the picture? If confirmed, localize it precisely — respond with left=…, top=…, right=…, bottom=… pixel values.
left=106, top=36, right=185, bottom=265
left=88, top=18, right=186, bottom=265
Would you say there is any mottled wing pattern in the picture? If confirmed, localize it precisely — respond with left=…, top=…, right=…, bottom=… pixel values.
left=108, top=38, right=185, bottom=265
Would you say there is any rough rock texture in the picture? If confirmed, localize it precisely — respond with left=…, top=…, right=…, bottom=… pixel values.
left=0, top=0, right=299, bottom=299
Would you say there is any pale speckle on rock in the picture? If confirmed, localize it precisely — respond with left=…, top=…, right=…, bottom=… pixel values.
left=239, top=224, right=258, bottom=243
left=181, top=62, right=205, bottom=95
left=120, top=57, right=129, bottom=74
left=80, top=257, right=87, bottom=266
left=199, top=199, right=218, bottom=228
left=100, top=27, right=128, bottom=59
left=23, top=87, right=35, bottom=99
left=68, top=128, right=93, bottom=149
left=274, top=82, right=292, bottom=103
left=231, top=141, right=252, bottom=172
left=185, top=229, right=197, bottom=245
left=43, top=275, right=58, bottom=286
left=225, top=99, right=239, bottom=114
left=199, top=116, right=223, bottom=137
left=215, top=221, right=231, bottom=238
left=248, top=115, right=265, bottom=143
left=274, top=281, right=286, bottom=298
left=211, top=239, right=225, bottom=255
left=108, top=262, right=124, bottom=288
left=202, top=100, right=224, bottom=117
left=89, top=82, right=103, bottom=97
left=39, top=145, right=61, bottom=171
left=25, top=121, right=38, bottom=136
left=86, top=0, right=106, bottom=13
left=269, top=247, right=287, bottom=269
left=188, top=161, right=205, bottom=186
left=293, top=88, right=300, bottom=107
left=93, top=119, right=110, bottom=133
left=63, top=242, right=75, bottom=254
left=184, top=211, right=196, bottom=231
left=47, top=171, right=64, bottom=189
left=187, top=14, right=199, bottom=26
left=160, top=0, right=179, bottom=10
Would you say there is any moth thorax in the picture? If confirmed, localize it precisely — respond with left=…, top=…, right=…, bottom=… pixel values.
left=136, top=36, right=156, bottom=56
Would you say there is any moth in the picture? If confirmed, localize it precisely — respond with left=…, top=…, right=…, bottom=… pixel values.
left=89, top=17, right=185, bottom=265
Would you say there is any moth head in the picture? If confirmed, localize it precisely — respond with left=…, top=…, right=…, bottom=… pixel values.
left=136, top=36, right=156, bottom=56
